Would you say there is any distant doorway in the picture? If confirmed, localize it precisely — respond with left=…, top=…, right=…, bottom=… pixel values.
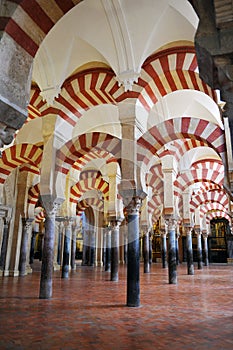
left=209, top=219, right=228, bottom=263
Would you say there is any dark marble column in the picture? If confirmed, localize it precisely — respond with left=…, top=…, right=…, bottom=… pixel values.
left=105, top=226, right=111, bottom=272
left=19, top=218, right=33, bottom=276
left=39, top=203, right=58, bottom=299
left=196, top=229, right=203, bottom=270
left=126, top=197, right=141, bottom=307
left=57, top=221, right=64, bottom=265
left=176, top=229, right=180, bottom=265
left=185, top=227, right=194, bottom=275
left=202, top=231, right=209, bottom=266
left=124, top=229, right=128, bottom=264
left=160, top=228, right=167, bottom=268
left=0, top=218, right=10, bottom=270
left=62, top=218, right=73, bottom=278
left=82, top=228, right=89, bottom=266
left=71, top=223, right=76, bottom=270
left=88, top=229, right=95, bottom=266
left=29, top=230, right=38, bottom=264
left=110, top=220, right=121, bottom=281
left=149, top=233, right=152, bottom=265
left=142, top=225, right=150, bottom=273
left=166, top=217, right=177, bottom=284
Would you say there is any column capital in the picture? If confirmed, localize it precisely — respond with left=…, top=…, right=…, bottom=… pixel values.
left=201, top=230, right=209, bottom=238
left=64, top=217, right=75, bottom=226
left=108, top=217, right=123, bottom=229
left=125, top=196, right=142, bottom=215
left=194, top=227, right=201, bottom=235
left=22, top=218, right=34, bottom=230
left=41, top=195, right=64, bottom=217
left=160, top=228, right=167, bottom=236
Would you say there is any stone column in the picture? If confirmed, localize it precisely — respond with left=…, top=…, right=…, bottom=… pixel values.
left=149, top=232, right=152, bottom=265
left=202, top=231, right=209, bottom=266
left=124, top=224, right=128, bottom=264
left=105, top=226, right=111, bottom=272
left=88, top=228, right=95, bottom=266
left=82, top=227, right=88, bottom=266
left=126, top=197, right=141, bottom=307
left=0, top=217, right=10, bottom=272
left=71, top=222, right=77, bottom=270
left=176, top=227, right=180, bottom=265
left=19, top=218, right=33, bottom=276
left=196, top=228, right=203, bottom=270
left=166, top=217, right=177, bottom=284
left=62, top=218, right=72, bottom=278
left=110, top=219, right=121, bottom=281
left=142, top=225, right=150, bottom=273
left=29, top=228, right=38, bottom=264
left=160, top=228, right=167, bottom=268
left=185, top=226, right=194, bottom=275
left=39, top=202, right=59, bottom=299
left=56, top=221, right=64, bottom=265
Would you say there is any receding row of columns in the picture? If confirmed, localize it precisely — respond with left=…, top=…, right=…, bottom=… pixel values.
left=0, top=204, right=210, bottom=306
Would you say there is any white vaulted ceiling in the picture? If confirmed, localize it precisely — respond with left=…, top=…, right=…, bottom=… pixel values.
left=32, top=0, right=198, bottom=101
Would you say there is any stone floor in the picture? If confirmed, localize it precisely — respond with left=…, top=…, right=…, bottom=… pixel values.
left=0, top=262, right=233, bottom=350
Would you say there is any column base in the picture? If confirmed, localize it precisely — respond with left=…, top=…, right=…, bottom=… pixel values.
left=53, top=263, right=61, bottom=271
left=9, top=270, right=19, bottom=277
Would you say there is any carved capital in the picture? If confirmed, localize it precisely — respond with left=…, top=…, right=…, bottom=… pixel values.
left=22, top=218, right=33, bottom=231
left=126, top=196, right=142, bottom=215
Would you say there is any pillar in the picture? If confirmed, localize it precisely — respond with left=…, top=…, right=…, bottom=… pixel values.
left=82, top=227, right=89, bottom=266
left=166, top=217, right=177, bottom=284
left=126, top=197, right=141, bottom=307
left=105, top=226, right=111, bottom=272
left=160, top=228, right=167, bottom=268
left=202, top=231, right=209, bottom=266
left=196, top=229, right=203, bottom=270
left=110, top=219, right=121, bottom=281
left=71, top=222, right=76, bottom=270
left=124, top=232, right=128, bottom=264
left=29, top=226, right=38, bottom=264
left=176, top=227, right=180, bottom=265
left=19, top=218, right=33, bottom=276
left=142, top=225, right=150, bottom=273
left=185, top=226, right=194, bottom=275
left=39, top=202, right=58, bottom=299
left=88, top=229, right=95, bottom=266
left=149, top=232, right=152, bottom=265
left=62, top=218, right=72, bottom=278
left=57, top=221, right=64, bottom=265
left=0, top=217, right=10, bottom=272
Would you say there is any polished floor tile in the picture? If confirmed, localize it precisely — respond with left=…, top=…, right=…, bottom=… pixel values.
left=0, top=262, right=233, bottom=349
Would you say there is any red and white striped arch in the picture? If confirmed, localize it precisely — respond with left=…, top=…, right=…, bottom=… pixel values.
left=27, top=88, right=44, bottom=122
left=28, top=183, right=40, bottom=205
left=146, top=163, right=163, bottom=193
left=174, top=169, right=224, bottom=196
left=0, top=144, right=42, bottom=184
left=56, top=132, right=121, bottom=175
left=76, top=198, right=104, bottom=216
left=200, top=203, right=229, bottom=217
left=35, top=209, right=45, bottom=223
left=195, top=183, right=223, bottom=196
left=45, top=69, right=117, bottom=126
left=190, top=190, right=229, bottom=212
left=70, top=178, right=109, bottom=203
left=205, top=211, right=232, bottom=225
left=4, top=0, right=82, bottom=58
left=137, top=117, right=226, bottom=168
left=157, top=139, right=212, bottom=163
left=148, top=195, right=163, bottom=216
left=136, top=46, right=217, bottom=113
left=192, top=159, right=224, bottom=172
